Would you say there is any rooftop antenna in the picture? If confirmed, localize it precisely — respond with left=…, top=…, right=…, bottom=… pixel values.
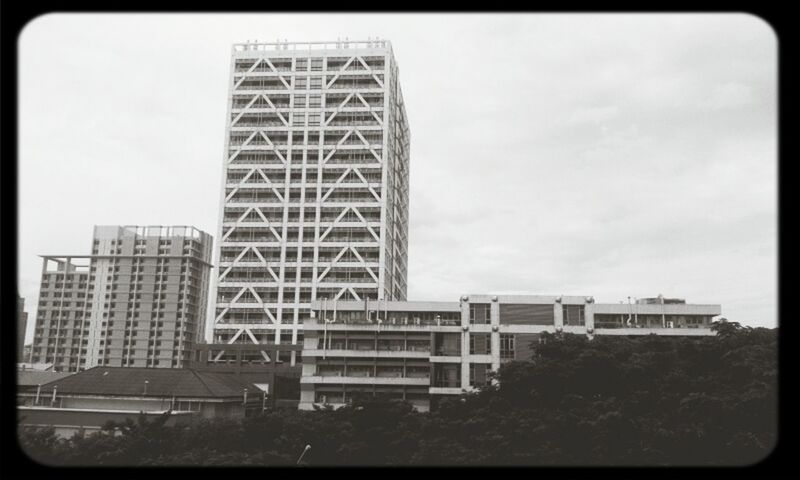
left=627, top=296, right=633, bottom=326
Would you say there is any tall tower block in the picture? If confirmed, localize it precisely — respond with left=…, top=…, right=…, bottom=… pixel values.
left=211, top=40, right=410, bottom=365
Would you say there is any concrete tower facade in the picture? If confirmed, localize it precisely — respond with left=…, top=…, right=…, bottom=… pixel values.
left=210, top=39, right=410, bottom=366
left=18, top=293, right=28, bottom=362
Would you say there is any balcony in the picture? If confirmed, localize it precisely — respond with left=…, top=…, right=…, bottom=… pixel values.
left=431, top=379, right=460, bottom=388
left=594, top=327, right=713, bottom=336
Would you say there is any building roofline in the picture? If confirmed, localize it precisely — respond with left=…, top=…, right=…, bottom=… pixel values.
left=233, top=39, right=391, bottom=52
left=39, top=254, right=214, bottom=268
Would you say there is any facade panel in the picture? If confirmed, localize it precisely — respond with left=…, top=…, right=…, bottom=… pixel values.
left=499, top=303, right=554, bottom=325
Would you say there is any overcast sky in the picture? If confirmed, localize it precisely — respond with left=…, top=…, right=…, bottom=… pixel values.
left=18, top=13, right=777, bottom=343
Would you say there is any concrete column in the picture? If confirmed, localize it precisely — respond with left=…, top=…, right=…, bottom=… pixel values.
left=554, top=299, right=564, bottom=330
left=460, top=296, right=470, bottom=328
left=460, top=296, right=470, bottom=390
left=301, top=331, right=317, bottom=378
left=585, top=298, right=595, bottom=333
left=299, top=384, right=315, bottom=409
left=490, top=296, right=500, bottom=373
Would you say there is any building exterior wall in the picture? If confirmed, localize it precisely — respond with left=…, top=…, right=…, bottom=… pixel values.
left=210, top=40, right=410, bottom=367
left=30, top=226, right=213, bottom=372
left=298, top=295, right=722, bottom=411
left=18, top=294, right=28, bottom=362
left=17, top=393, right=245, bottom=439
left=18, top=408, right=196, bottom=439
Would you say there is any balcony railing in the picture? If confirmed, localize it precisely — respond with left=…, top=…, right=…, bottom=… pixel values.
left=432, top=379, right=460, bottom=388
left=309, top=317, right=458, bottom=327
left=434, top=348, right=461, bottom=356
left=315, top=371, right=431, bottom=380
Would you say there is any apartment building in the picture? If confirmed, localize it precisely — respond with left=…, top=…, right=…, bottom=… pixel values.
left=211, top=39, right=410, bottom=367
left=30, top=226, right=213, bottom=372
left=18, top=293, right=29, bottom=362
left=298, top=295, right=722, bottom=412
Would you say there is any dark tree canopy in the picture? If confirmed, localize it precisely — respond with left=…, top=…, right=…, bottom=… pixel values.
left=19, top=328, right=777, bottom=466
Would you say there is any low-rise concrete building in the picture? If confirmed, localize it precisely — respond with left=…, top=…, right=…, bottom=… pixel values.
left=299, top=294, right=721, bottom=412
left=18, top=366, right=260, bottom=438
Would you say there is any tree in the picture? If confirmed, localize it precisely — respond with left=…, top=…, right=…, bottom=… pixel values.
left=18, top=326, right=777, bottom=466
left=711, top=318, right=752, bottom=338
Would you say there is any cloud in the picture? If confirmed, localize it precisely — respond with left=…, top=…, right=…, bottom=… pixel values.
left=18, top=14, right=777, bottom=340
left=701, top=82, right=756, bottom=110
left=562, top=105, right=620, bottom=126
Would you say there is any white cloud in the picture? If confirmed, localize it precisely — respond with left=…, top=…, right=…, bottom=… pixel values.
left=701, top=82, right=756, bottom=110
left=562, top=105, right=620, bottom=126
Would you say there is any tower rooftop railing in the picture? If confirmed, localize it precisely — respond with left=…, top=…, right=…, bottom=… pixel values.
left=118, top=225, right=206, bottom=239
left=233, top=39, right=391, bottom=52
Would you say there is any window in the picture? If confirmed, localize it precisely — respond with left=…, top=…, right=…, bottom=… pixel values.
left=310, top=58, right=323, bottom=71
left=308, top=113, right=320, bottom=126
left=469, top=364, right=490, bottom=387
left=500, top=334, right=515, bottom=360
left=562, top=305, right=585, bottom=326
left=295, top=76, right=307, bottom=89
left=294, top=94, right=306, bottom=108
left=309, top=76, right=322, bottom=89
left=309, top=95, right=321, bottom=108
left=292, top=113, right=305, bottom=126
left=469, top=333, right=492, bottom=355
left=469, top=303, right=491, bottom=324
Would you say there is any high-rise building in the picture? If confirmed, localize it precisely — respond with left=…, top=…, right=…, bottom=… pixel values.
left=210, top=39, right=410, bottom=366
left=18, top=293, right=28, bottom=362
left=30, top=226, right=213, bottom=372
